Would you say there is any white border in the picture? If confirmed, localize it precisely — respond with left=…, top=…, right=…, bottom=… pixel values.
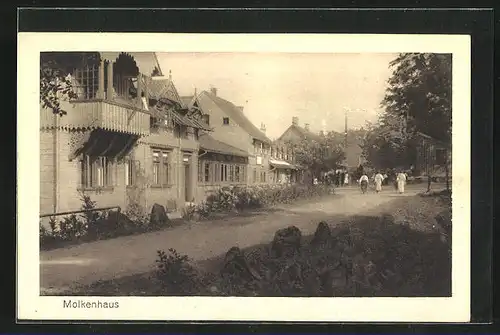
left=17, top=33, right=471, bottom=322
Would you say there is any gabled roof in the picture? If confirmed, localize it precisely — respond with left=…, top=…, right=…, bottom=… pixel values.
left=100, top=52, right=163, bottom=77
left=277, top=124, right=322, bottom=143
left=180, top=96, right=194, bottom=108
left=141, top=77, right=211, bottom=131
left=142, top=76, right=184, bottom=108
left=199, top=134, right=249, bottom=157
left=198, top=91, right=271, bottom=144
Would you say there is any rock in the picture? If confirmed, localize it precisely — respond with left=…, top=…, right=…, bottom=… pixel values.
left=222, top=246, right=261, bottom=280
left=311, top=221, right=332, bottom=246
left=150, top=203, right=169, bottom=227
left=434, top=210, right=452, bottom=236
left=105, top=210, right=135, bottom=229
left=271, top=226, right=302, bottom=258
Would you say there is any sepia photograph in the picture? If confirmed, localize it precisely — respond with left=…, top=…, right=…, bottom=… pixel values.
left=17, top=33, right=470, bottom=322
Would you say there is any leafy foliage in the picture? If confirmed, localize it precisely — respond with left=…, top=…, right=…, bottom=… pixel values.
left=155, top=248, right=201, bottom=294
left=362, top=53, right=452, bottom=170
left=183, top=184, right=335, bottom=220
left=289, top=132, right=345, bottom=176
left=39, top=192, right=167, bottom=250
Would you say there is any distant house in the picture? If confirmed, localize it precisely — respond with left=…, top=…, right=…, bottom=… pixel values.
left=183, top=88, right=273, bottom=188
left=273, top=117, right=322, bottom=183
left=40, top=52, right=210, bottom=216
left=277, top=116, right=322, bottom=143
left=414, top=131, right=451, bottom=178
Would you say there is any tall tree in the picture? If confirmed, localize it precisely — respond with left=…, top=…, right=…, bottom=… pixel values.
left=362, top=53, right=452, bottom=171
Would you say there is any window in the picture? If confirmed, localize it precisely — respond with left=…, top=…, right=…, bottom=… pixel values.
left=253, top=169, right=258, bottom=183
left=204, top=162, right=210, bottom=182
left=152, top=149, right=171, bottom=186
left=125, top=159, right=137, bottom=186
left=214, top=163, right=220, bottom=182
left=72, top=65, right=99, bottom=100
left=81, top=155, right=113, bottom=188
left=198, top=160, right=203, bottom=182
left=203, top=114, right=210, bottom=125
left=223, top=117, right=229, bottom=125
left=235, top=166, right=240, bottom=182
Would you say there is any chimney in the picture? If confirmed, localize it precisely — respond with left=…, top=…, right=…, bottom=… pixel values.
left=260, top=122, right=266, bottom=133
left=304, top=123, right=310, bottom=131
left=292, top=117, right=299, bottom=126
left=169, top=70, right=172, bottom=81
left=210, top=87, right=217, bottom=96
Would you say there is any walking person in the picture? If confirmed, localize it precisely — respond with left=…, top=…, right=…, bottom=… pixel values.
left=374, top=171, right=384, bottom=193
left=344, top=171, right=349, bottom=186
left=396, top=170, right=407, bottom=194
left=358, top=174, right=369, bottom=194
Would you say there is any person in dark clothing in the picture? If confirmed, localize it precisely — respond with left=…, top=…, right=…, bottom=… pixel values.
left=340, top=171, right=345, bottom=187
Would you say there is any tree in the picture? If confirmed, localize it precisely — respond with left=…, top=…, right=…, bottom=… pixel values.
left=289, top=134, right=345, bottom=182
left=40, top=52, right=100, bottom=116
left=362, top=53, right=452, bottom=177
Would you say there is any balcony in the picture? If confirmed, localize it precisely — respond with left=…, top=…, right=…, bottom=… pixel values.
left=40, top=99, right=150, bottom=136
left=40, top=55, right=151, bottom=136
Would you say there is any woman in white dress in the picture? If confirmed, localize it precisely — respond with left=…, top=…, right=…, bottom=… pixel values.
left=396, top=171, right=407, bottom=194
left=358, top=174, right=369, bottom=194
left=374, top=172, right=384, bottom=193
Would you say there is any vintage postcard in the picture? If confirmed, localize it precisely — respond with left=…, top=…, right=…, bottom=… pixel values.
left=17, top=33, right=470, bottom=322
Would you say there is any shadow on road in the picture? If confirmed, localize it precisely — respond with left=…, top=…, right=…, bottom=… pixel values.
left=60, top=212, right=451, bottom=298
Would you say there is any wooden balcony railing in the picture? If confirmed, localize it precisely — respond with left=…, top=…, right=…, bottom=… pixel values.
left=40, top=99, right=150, bottom=136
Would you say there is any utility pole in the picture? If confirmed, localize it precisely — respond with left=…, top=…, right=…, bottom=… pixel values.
left=344, top=108, right=348, bottom=150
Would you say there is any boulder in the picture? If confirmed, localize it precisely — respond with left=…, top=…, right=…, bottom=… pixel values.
left=311, top=221, right=332, bottom=246
left=150, top=203, right=169, bottom=227
left=222, top=246, right=261, bottom=280
left=271, top=226, right=302, bottom=258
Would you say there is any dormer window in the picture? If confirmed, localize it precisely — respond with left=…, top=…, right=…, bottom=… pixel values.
left=223, top=117, right=229, bottom=125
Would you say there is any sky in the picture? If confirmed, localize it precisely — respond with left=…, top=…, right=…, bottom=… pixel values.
left=157, top=52, right=398, bottom=140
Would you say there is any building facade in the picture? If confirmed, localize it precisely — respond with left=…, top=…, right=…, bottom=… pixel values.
left=184, top=88, right=274, bottom=187
left=40, top=52, right=209, bottom=216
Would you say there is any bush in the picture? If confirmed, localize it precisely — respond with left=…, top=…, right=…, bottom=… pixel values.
left=155, top=248, right=202, bottom=294
left=40, top=193, right=168, bottom=250
left=188, top=184, right=335, bottom=220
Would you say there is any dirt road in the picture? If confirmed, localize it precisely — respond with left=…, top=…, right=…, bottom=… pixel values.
left=40, top=186, right=426, bottom=292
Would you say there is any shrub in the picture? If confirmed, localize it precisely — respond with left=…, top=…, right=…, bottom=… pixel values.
left=155, top=248, right=202, bottom=294
left=58, top=214, right=87, bottom=241
left=185, top=183, right=335, bottom=220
